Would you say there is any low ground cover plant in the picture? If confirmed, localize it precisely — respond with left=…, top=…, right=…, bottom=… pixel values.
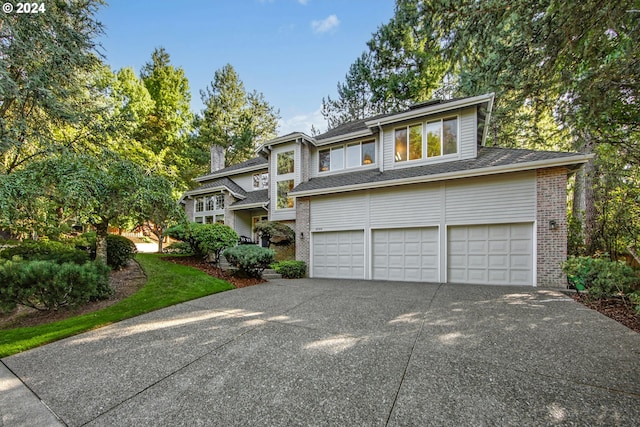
left=0, top=258, right=111, bottom=312
left=223, top=245, right=274, bottom=278
left=272, top=260, right=306, bottom=278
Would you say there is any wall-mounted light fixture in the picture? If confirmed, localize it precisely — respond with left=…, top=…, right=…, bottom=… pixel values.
left=300, top=232, right=304, bottom=240
left=549, top=220, right=557, bottom=230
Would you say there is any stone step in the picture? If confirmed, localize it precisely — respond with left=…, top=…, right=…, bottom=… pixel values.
left=262, top=268, right=282, bottom=280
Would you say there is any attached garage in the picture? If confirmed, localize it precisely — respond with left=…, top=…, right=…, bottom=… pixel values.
left=312, top=230, right=365, bottom=279
left=372, top=227, right=439, bottom=282
left=447, top=223, right=534, bottom=286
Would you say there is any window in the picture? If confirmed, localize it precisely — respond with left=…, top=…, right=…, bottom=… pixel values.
left=362, top=141, right=375, bottom=164
left=206, top=196, right=215, bottom=211
left=252, top=172, right=269, bottom=190
left=395, top=117, right=458, bottom=162
left=214, top=194, right=224, bottom=210
left=195, top=198, right=204, bottom=212
left=195, top=217, right=203, bottom=223
left=330, top=146, right=344, bottom=171
left=277, top=151, right=294, bottom=175
left=319, top=140, right=376, bottom=172
left=277, top=180, right=295, bottom=209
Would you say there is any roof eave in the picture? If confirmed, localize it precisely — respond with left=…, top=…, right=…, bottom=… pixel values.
left=184, top=185, right=246, bottom=200
left=194, top=163, right=267, bottom=182
left=228, top=202, right=269, bottom=211
left=313, top=129, right=375, bottom=146
left=290, top=153, right=593, bottom=197
left=365, top=93, right=496, bottom=128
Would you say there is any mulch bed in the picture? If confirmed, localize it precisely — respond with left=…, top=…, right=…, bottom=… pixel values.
left=571, top=293, right=640, bottom=333
left=161, top=256, right=265, bottom=288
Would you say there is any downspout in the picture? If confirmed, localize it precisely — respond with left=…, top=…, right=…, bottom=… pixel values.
left=376, top=122, right=384, bottom=172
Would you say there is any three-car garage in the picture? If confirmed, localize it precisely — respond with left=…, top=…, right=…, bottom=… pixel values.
left=308, top=172, right=538, bottom=286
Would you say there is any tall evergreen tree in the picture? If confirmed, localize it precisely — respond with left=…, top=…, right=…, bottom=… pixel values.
left=197, top=64, right=279, bottom=166
left=0, top=0, right=105, bottom=174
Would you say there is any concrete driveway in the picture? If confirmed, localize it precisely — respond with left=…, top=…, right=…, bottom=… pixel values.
left=2, top=279, right=639, bottom=426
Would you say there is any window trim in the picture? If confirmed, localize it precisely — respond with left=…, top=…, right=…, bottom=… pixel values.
left=252, top=172, right=269, bottom=190
left=276, top=150, right=295, bottom=175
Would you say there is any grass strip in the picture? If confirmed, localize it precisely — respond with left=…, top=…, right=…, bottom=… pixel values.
left=0, top=253, right=234, bottom=358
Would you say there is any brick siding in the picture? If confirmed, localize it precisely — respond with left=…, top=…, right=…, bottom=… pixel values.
left=536, top=167, right=568, bottom=287
left=295, top=197, right=311, bottom=267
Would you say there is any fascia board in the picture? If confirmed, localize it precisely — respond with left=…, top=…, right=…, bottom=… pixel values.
left=313, top=129, right=375, bottom=146
left=228, top=202, right=268, bottom=211
left=184, top=186, right=246, bottom=200
left=290, top=153, right=593, bottom=197
left=365, top=93, right=496, bottom=128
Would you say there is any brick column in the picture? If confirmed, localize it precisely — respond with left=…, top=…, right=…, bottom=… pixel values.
left=295, top=197, right=311, bottom=268
left=536, top=167, right=568, bottom=287
left=224, top=193, right=236, bottom=230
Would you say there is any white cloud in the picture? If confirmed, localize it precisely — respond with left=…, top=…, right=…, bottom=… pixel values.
left=311, top=14, right=340, bottom=34
left=278, top=108, right=326, bottom=136
left=298, top=0, right=309, bottom=5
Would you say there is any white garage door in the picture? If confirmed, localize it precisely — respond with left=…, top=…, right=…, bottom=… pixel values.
left=448, top=223, right=533, bottom=286
left=312, top=231, right=365, bottom=279
left=372, top=227, right=439, bottom=282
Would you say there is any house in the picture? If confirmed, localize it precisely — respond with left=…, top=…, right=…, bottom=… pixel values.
left=181, top=93, right=592, bottom=287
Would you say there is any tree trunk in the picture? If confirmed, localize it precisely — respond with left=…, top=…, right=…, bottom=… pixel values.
left=95, top=221, right=109, bottom=264
left=581, top=134, right=597, bottom=254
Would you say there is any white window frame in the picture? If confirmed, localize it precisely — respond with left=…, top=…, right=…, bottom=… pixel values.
left=394, top=115, right=459, bottom=163
left=318, top=140, right=376, bottom=173
left=252, top=172, right=269, bottom=190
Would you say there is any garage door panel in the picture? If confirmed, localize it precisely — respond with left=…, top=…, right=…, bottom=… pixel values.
left=448, top=223, right=533, bottom=286
left=313, top=230, right=365, bottom=279
left=372, top=227, right=439, bottom=282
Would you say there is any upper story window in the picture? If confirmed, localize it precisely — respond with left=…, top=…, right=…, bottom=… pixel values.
left=319, top=140, right=375, bottom=173
left=395, top=117, right=458, bottom=163
left=195, top=193, right=224, bottom=213
left=252, top=172, right=269, bottom=190
left=277, top=151, right=294, bottom=175
left=275, top=150, right=295, bottom=210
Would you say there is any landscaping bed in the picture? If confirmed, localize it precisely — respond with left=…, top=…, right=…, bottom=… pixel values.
left=571, top=293, right=640, bottom=333
left=162, top=256, right=265, bottom=288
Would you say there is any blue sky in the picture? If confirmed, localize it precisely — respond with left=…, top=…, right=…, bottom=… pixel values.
left=95, top=0, right=396, bottom=135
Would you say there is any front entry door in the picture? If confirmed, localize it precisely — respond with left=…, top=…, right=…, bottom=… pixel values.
left=252, top=215, right=268, bottom=245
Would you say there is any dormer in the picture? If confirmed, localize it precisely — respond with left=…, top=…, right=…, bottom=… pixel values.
left=366, top=93, right=494, bottom=171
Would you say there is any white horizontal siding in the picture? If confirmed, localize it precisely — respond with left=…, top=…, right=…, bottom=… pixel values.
left=369, top=183, right=441, bottom=228
left=445, top=172, right=536, bottom=224
left=458, top=107, right=477, bottom=160
left=232, top=173, right=257, bottom=193
left=310, top=193, right=367, bottom=230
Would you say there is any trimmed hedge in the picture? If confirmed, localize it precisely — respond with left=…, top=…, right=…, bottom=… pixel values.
left=106, top=234, right=137, bottom=270
left=272, top=260, right=306, bottom=279
left=223, top=245, right=275, bottom=278
left=562, top=255, right=639, bottom=299
left=0, top=259, right=112, bottom=312
left=0, top=240, right=89, bottom=265
left=166, top=222, right=239, bottom=261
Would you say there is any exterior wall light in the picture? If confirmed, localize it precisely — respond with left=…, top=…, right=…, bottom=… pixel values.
left=549, top=220, right=557, bottom=230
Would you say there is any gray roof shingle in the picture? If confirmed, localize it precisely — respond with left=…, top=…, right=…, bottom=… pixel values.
left=291, top=146, right=584, bottom=194
left=186, top=177, right=246, bottom=197
left=231, top=189, right=269, bottom=208
left=196, top=156, right=267, bottom=181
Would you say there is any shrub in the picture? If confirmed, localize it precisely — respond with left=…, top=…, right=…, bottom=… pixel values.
left=0, top=259, right=112, bottom=311
left=106, top=235, right=137, bottom=270
left=562, top=255, right=639, bottom=299
left=166, top=222, right=238, bottom=260
left=254, top=221, right=295, bottom=247
left=0, top=240, right=89, bottom=265
left=192, top=223, right=239, bottom=262
left=223, top=245, right=275, bottom=278
left=163, top=241, right=193, bottom=254
left=272, top=260, right=306, bottom=279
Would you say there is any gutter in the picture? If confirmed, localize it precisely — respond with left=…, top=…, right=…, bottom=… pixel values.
left=184, top=185, right=246, bottom=200
left=290, top=153, right=594, bottom=198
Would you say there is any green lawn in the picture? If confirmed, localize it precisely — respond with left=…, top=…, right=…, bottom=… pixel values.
left=0, top=254, right=234, bottom=358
